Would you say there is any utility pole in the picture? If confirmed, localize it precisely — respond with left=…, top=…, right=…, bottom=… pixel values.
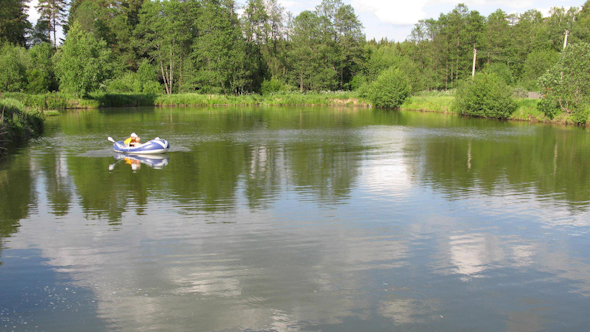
left=472, top=47, right=477, bottom=78
left=563, top=30, right=569, bottom=50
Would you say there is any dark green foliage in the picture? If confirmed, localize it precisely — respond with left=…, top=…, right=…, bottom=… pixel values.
left=35, top=0, right=68, bottom=47
left=287, top=0, right=364, bottom=92
left=54, top=22, right=115, bottom=97
left=367, top=67, right=411, bottom=108
left=538, top=42, right=590, bottom=124
left=27, top=19, right=51, bottom=46
left=260, top=78, right=292, bottom=95
left=0, top=0, right=30, bottom=46
left=104, top=64, right=162, bottom=94
left=135, top=0, right=197, bottom=94
left=191, top=0, right=254, bottom=94
left=2, top=92, right=69, bottom=110
left=520, top=49, right=559, bottom=91
left=0, top=43, right=29, bottom=92
left=0, top=98, right=45, bottom=142
left=454, top=72, right=517, bottom=119
left=28, top=43, right=57, bottom=93
left=483, top=62, right=513, bottom=85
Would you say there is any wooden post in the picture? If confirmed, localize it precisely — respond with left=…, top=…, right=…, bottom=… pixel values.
left=563, top=30, right=569, bottom=50
left=472, top=47, right=477, bottom=78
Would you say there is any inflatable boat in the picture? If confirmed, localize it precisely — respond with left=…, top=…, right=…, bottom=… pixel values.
left=108, top=137, right=170, bottom=154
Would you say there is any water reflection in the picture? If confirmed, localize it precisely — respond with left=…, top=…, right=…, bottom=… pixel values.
left=1, top=107, right=590, bottom=331
left=109, top=153, right=170, bottom=171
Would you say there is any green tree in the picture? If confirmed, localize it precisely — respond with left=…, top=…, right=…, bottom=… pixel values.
left=36, top=0, right=68, bottom=47
left=27, top=19, right=51, bottom=46
left=69, top=0, right=144, bottom=68
left=135, top=0, right=197, bottom=94
left=54, top=21, right=115, bottom=97
left=520, top=49, right=559, bottom=90
left=288, top=11, right=327, bottom=91
left=27, top=42, right=57, bottom=93
left=454, top=72, right=517, bottom=119
left=0, top=0, right=30, bottom=46
left=367, top=67, right=411, bottom=108
left=479, top=10, right=513, bottom=66
left=538, top=43, right=590, bottom=124
left=242, top=0, right=288, bottom=82
left=192, top=0, right=252, bottom=94
left=0, top=43, right=29, bottom=92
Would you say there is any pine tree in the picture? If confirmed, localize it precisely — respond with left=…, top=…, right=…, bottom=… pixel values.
left=0, top=0, right=30, bottom=46
left=36, top=0, right=68, bottom=47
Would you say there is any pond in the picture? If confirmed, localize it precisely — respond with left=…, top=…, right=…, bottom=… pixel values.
left=1, top=106, right=589, bottom=331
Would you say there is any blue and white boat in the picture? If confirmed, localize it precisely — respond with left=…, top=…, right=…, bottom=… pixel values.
left=108, top=137, right=170, bottom=154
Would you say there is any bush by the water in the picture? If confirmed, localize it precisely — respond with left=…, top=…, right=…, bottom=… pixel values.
left=537, top=43, right=590, bottom=125
left=367, top=67, right=411, bottom=108
left=0, top=98, right=45, bottom=147
left=260, top=78, right=294, bottom=95
left=453, top=72, right=517, bottom=119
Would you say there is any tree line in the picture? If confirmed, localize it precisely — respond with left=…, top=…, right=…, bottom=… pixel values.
left=0, top=0, right=589, bottom=98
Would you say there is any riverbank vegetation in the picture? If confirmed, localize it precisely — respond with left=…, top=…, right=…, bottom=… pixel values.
left=1, top=0, right=590, bottom=123
left=0, top=98, right=44, bottom=154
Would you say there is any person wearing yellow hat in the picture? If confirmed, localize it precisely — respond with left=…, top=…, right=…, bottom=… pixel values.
left=124, top=133, right=140, bottom=147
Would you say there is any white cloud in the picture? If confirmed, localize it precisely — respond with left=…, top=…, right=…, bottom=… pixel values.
left=351, top=0, right=430, bottom=25
left=350, top=0, right=557, bottom=26
left=27, top=0, right=40, bottom=23
left=278, top=0, right=298, bottom=9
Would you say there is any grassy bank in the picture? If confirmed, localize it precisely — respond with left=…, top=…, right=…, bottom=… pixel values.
left=400, top=94, right=574, bottom=124
left=2, top=91, right=369, bottom=110
left=0, top=98, right=45, bottom=154
left=2, top=90, right=575, bottom=125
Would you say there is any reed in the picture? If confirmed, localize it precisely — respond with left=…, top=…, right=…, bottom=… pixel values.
left=0, top=98, right=45, bottom=154
left=2, top=91, right=369, bottom=110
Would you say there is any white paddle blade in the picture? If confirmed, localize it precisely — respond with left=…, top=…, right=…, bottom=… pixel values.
left=107, top=137, right=115, bottom=143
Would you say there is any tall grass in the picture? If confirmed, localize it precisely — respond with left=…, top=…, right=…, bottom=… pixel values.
left=2, top=91, right=370, bottom=110
left=0, top=98, right=45, bottom=153
left=401, top=95, right=455, bottom=113
left=510, top=99, right=544, bottom=121
left=2, top=92, right=70, bottom=110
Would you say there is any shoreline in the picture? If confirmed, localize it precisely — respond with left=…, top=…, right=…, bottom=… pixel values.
left=1, top=92, right=582, bottom=127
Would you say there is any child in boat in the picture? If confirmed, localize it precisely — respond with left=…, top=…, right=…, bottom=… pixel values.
left=124, top=133, right=140, bottom=147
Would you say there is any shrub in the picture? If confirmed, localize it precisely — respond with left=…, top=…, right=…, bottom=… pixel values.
left=453, top=72, right=517, bottom=119
left=260, top=78, right=292, bottom=95
left=483, top=62, right=513, bottom=85
left=366, top=67, right=411, bottom=108
left=105, top=72, right=143, bottom=93
left=142, top=81, right=162, bottom=94
left=537, top=43, right=590, bottom=124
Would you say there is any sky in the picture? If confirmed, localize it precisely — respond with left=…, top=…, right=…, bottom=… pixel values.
left=26, top=0, right=587, bottom=42
left=278, top=0, right=586, bottom=41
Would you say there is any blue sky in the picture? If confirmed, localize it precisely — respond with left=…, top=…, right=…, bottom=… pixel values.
left=27, top=0, right=588, bottom=42
left=278, top=0, right=587, bottom=41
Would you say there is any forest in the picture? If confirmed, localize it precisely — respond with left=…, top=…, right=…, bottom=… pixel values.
left=0, top=0, right=589, bottom=120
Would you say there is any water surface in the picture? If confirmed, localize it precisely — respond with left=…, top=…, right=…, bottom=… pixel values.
left=1, top=107, right=590, bottom=331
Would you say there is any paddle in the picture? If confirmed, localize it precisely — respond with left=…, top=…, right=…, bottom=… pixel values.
left=107, top=137, right=115, bottom=143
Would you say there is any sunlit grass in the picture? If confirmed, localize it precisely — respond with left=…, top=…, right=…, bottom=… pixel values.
left=2, top=91, right=370, bottom=109
left=3, top=91, right=582, bottom=125
left=401, top=96, right=455, bottom=113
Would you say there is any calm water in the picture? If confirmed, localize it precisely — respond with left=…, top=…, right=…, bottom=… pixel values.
left=1, top=107, right=590, bottom=331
